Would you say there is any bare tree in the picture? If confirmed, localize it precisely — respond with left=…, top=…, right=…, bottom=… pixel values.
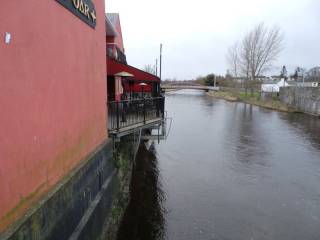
left=242, top=23, right=283, bottom=80
left=143, top=64, right=156, bottom=75
left=226, top=43, right=240, bottom=77
left=226, top=23, right=283, bottom=94
left=239, top=34, right=252, bottom=92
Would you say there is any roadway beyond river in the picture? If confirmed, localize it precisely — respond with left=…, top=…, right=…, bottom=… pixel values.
left=117, top=90, right=320, bottom=240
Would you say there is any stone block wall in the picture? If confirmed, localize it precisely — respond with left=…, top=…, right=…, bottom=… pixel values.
left=280, top=87, right=320, bottom=116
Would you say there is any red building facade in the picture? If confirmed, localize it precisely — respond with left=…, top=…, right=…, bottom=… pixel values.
left=0, top=1, right=162, bottom=235
left=0, top=0, right=107, bottom=231
left=105, top=13, right=160, bottom=101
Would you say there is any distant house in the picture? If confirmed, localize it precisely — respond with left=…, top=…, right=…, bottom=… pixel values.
left=231, top=76, right=268, bottom=82
left=292, top=81, right=319, bottom=87
left=306, top=67, right=320, bottom=79
left=261, top=79, right=289, bottom=92
left=304, top=67, right=320, bottom=87
left=288, top=67, right=320, bottom=87
left=270, top=75, right=282, bottom=81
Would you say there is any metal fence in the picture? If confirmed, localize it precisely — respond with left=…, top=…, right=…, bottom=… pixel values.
left=108, top=97, right=165, bottom=132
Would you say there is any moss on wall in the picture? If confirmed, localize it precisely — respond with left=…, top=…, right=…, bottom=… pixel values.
left=100, top=137, right=136, bottom=240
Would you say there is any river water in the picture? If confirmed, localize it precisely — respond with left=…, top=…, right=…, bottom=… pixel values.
left=117, top=90, right=320, bottom=240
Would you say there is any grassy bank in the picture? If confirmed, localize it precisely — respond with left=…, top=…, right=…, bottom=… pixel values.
left=207, top=90, right=299, bottom=113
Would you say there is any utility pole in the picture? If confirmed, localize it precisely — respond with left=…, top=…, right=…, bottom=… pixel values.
left=159, top=44, right=162, bottom=82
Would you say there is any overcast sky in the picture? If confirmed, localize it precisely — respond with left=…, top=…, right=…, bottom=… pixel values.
left=106, top=0, right=320, bottom=80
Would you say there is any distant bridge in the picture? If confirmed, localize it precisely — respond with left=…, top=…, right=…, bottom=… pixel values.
left=161, top=85, right=219, bottom=91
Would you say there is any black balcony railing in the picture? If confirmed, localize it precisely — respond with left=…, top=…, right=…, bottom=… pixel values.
left=108, top=97, right=165, bottom=132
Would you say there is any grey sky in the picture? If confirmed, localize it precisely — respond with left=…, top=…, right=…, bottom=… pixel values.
left=106, top=0, right=320, bottom=80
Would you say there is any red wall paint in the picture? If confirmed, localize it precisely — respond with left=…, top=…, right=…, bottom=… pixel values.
left=0, top=0, right=107, bottom=230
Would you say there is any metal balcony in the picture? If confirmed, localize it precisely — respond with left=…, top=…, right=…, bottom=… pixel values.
left=108, top=96, right=165, bottom=137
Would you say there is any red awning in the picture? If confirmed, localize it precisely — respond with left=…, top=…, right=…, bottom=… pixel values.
left=107, top=58, right=160, bottom=83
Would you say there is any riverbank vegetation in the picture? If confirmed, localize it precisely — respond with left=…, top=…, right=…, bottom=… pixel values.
left=207, top=90, right=298, bottom=113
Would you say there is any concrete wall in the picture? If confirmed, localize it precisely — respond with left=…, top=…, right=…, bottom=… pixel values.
left=280, top=87, right=320, bottom=116
left=0, top=0, right=107, bottom=230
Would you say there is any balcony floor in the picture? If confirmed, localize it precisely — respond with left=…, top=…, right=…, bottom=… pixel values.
left=109, top=117, right=163, bottom=138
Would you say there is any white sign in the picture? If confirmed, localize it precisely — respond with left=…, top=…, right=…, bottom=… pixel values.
left=5, top=32, right=11, bottom=44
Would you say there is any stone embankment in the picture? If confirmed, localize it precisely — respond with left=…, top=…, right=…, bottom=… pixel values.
left=207, top=90, right=297, bottom=113
left=280, top=87, right=320, bottom=116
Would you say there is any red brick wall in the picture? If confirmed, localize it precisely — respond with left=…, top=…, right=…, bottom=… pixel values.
left=0, top=0, right=107, bottom=230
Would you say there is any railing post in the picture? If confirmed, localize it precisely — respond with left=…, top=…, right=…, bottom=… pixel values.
left=108, top=97, right=165, bottom=134
left=156, top=98, right=160, bottom=117
left=143, top=98, right=146, bottom=124
left=161, top=97, right=165, bottom=118
left=106, top=101, right=109, bottom=131
left=116, top=102, right=119, bottom=131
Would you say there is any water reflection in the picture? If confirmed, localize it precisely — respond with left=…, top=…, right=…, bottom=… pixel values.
left=116, top=143, right=166, bottom=240
left=118, top=90, right=320, bottom=240
left=280, top=113, right=320, bottom=151
left=234, top=104, right=270, bottom=168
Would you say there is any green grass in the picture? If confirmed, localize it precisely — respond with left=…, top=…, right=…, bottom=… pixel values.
left=238, top=92, right=260, bottom=100
left=208, top=90, right=295, bottom=112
